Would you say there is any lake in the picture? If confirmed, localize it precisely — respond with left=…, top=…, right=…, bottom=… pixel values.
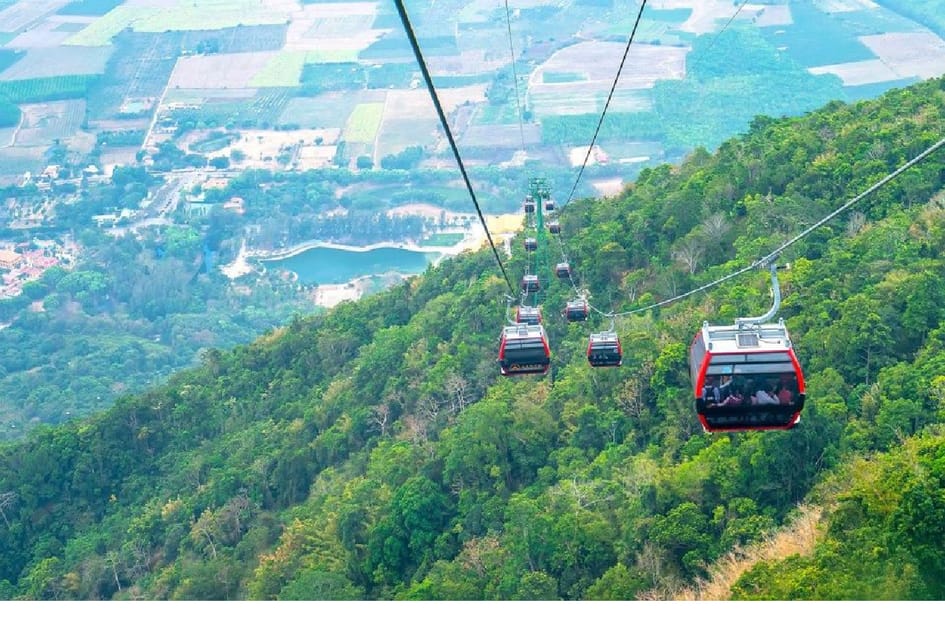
left=262, top=245, right=442, bottom=285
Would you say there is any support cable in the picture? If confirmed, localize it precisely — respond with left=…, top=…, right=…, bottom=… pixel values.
left=504, top=0, right=527, bottom=151
left=394, top=0, right=516, bottom=296
left=604, top=133, right=945, bottom=317
left=561, top=0, right=648, bottom=210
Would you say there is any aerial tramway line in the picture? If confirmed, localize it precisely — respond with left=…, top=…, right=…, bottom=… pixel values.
left=396, top=0, right=945, bottom=433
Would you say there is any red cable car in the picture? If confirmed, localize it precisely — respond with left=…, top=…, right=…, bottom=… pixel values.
left=522, top=274, right=540, bottom=293
left=555, top=262, right=571, bottom=279
left=548, top=220, right=561, bottom=235
left=516, top=305, right=542, bottom=325
left=498, top=323, right=551, bottom=376
left=544, top=199, right=556, bottom=212
left=524, top=237, right=537, bottom=251
left=564, top=298, right=589, bottom=322
left=587, top=331, right=622, bottom=367
left=689, top=319, right=806, bottom=433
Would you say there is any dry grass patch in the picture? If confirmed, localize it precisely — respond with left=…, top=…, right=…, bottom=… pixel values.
left=672, top=504, right=824, bottom=601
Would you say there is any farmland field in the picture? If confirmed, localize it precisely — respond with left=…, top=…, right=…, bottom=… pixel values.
left=65, top=0, right=294, bottom=46
left=250, top=51, right=306, bottom=88
left=59, top=0, right=121, bottom=15
left=168, top=52, right=278, bottom=90
left=760, top=2, right=875, bottom=67
left=0, top=75, right=94, bottom=103
left=0, top=146, right=45, bottom=181
left=0, top=0, right=69, bottom=33
left=0, top=45, right=112, bottom=80
left=375, top=114, right=438, bottom=158
left=14, top=99, right=85, bottom=147
left=84, top=30, right=183, bottom=120
left=279, top=90, right=386, bottom=129
left=860, top=31, right=945, bottom=79
left=179, top=89, right=293, bottom=127
left=344, top=102, right=384, bottom=143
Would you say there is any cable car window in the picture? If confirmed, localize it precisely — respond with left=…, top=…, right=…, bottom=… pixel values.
left=701, top=372, right=801, bottom=410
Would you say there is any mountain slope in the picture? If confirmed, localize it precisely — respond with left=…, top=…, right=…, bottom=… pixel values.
left=2, top=77, right=945, bottom=600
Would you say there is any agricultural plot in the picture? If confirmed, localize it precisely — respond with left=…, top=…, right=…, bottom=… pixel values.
left=751, top=4, right=792, bottom=28
left=250, top=51, right=306, bottom=88
left=178, top=24, right=287, bottom=55
left=809, top=58, right=900, bottom=86
left=175, top=89, right=292, bottom=127
left=0, top=45, right=112, bottom=80
left=0, top=146, right=45, bottom=183
left=344, top=102, right=384, bottom=144
left=528, top=42, right=684, bottom=116
left=814, top=0, right=879, bottom=11
left=860, top=31, right=945, bottom=79
left=0, top=0, right=70, bottom=33
left=0, top=75, right=94, bottom=103
left=13, top=99, right=85, bottom=147
left=6, top=14, right=96, bottom=47
left=278, top=90, right=386, bottom=129
left=168, top=52, right=278, bottom=90
left=460, top=123, right=542, bottom=149
left=84, top=30, right=182, bottom=121
left=58, top=0, right=122, bottom=16
left=65, top=0, right=294, bottom=47
left=648, top=0, right=756, bottom=34
left=761, top=2, right=875, bottom=67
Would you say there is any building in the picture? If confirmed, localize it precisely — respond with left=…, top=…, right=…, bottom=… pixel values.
left=0, top=249, right=22, bottom=270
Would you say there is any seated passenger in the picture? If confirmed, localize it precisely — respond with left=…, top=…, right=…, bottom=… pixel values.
left=754, top=380, right=780, bottom=405
left=703, top=377, right=721, bottom=405
left=777, top=383, right=794, bottom=405
left=720, top=389, right=744, bottom=406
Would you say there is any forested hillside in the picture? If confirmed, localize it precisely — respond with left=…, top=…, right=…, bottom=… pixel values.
left=2, top=76, right=945, bottom=600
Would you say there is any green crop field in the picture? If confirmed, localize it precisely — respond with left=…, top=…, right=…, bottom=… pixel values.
left=66, top=0, right=290, bottom=46
left=343, top=102, right=384, bottom=143
left=250, top=52, right=306, bottom=88
left=0, top=75, right=95, bottom=103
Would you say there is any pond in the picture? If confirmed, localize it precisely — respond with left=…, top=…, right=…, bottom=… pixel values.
left=262, top=245, right=441, bottom=285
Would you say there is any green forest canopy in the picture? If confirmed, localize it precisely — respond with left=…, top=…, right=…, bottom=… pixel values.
left=1, top=76, right=945, bottom=601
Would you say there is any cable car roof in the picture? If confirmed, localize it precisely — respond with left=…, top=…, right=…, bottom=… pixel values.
left=698, top=319, right=793, bottom=354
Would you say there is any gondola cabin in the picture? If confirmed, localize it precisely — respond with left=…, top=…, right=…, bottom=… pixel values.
left=523, top=196, right=536, bottom=215
left=690, top=319, right=806, bottom=433
left=524, top=237, right=538, bottom=252
left=564, top=298, right=589, bottom=322
left=587, top=331, right=622, bottom=367
left=548, top=220, right=561, bottom=235
left=555, top=262, right=571, bottom=279
left=516, top=305, right=542, bottom=325
left=522, top=274, right=540, bottom=293
left=544, top=199, right=556, bottom=213
left=498, top=323, right=551, bottom=376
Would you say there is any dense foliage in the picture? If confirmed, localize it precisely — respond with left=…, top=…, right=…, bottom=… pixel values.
left=2, top=77, right=945, bottom=600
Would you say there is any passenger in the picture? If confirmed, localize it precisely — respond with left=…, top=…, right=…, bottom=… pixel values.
left=703, top=376, right=721, bottom=405
left=720, top=386, right=744, bottom=406
left=718, top=375, right=735, bottom=401
left=754, top=379, right=779, bottom=405
left=778, top=382, right=794, bottom=405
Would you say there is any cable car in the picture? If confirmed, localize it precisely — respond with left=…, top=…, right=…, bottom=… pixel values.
left=524, top=237, right=537, bottom=251
left=544, top=199, right=556, bottom=213
left=555, top=262, right=571, bottom=279
left=690, top=319, right=806, bottom=433
left=587, top=331, right=622, bottom=367
left=522, top=274, right=540, bottom=293
left=564, top=298, right=589, bottom=322
left=523, top=196, right=536, bottom=215
left=498, top=323, right=551, bottom=376
left=516, top=305, right=542, bottom=325
left=548, top=220, right=561, bottom=235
